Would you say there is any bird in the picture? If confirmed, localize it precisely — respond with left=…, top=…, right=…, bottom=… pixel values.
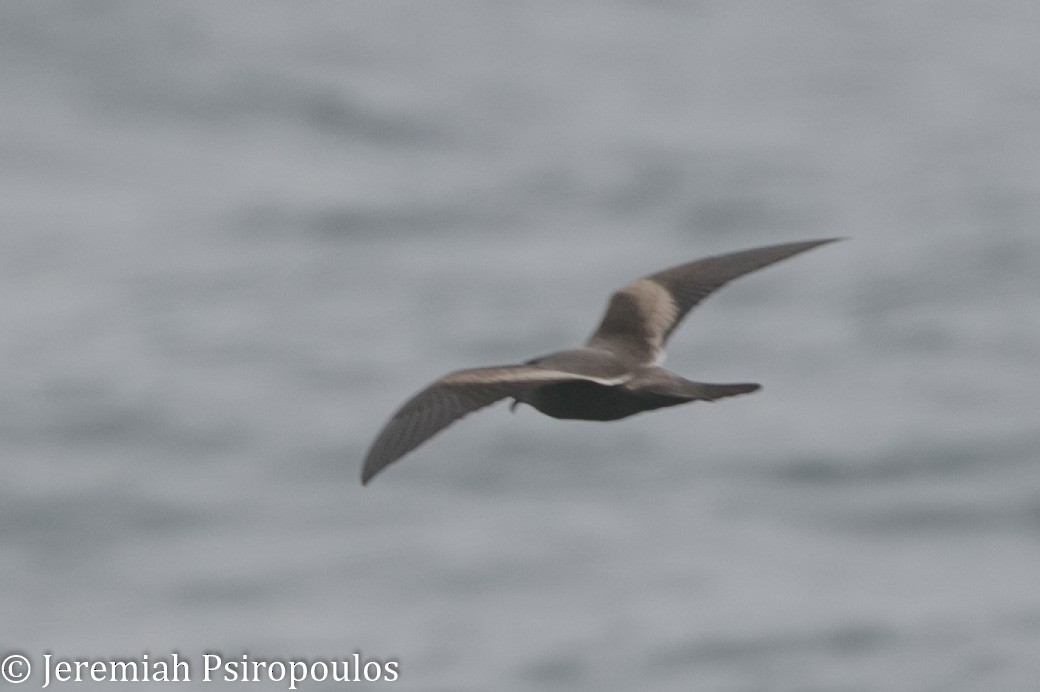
left=361, top=238, right=840, bottom=484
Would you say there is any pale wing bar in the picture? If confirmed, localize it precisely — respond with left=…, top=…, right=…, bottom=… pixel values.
left=361, top=365, right=616, bottom=484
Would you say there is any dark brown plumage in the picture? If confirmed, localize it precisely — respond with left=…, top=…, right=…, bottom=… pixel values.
left=361, top=238, right=840, bottom=484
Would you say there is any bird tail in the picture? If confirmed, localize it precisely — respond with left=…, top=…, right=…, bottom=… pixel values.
left=685, top=381, right=761, bottom=401
left=627, top=367, right=760, bottom=403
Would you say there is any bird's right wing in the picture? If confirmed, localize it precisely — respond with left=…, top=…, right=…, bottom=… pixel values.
left=361, top=365, right=609, bottom=484
left=586, top=239, right=840, bottom=365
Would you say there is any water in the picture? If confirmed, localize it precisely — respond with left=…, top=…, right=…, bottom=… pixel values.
left=3, top=2, right=1040, bottom=690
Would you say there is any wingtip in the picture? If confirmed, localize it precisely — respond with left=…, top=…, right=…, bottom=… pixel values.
left=785, top=237, right=844, bottom=257
left=793, top=237, right=843, bottom=249
left=737, top=382, right=762, bottom=396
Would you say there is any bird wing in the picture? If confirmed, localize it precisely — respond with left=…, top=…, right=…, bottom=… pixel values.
left=586, top=238, right=840, bottom=365
left=361, top=364, right=618, bottom=484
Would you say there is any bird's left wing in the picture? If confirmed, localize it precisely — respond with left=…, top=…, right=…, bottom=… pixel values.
left=362, top=365, right=604, bottom=484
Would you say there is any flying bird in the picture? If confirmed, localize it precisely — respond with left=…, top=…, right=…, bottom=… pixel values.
left=362, top=238, right=839, bottom=484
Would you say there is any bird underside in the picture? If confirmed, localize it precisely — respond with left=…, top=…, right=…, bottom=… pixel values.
left=518, top=368, right=760, bottom=421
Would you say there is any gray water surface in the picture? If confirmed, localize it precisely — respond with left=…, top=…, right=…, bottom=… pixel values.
left=3, top=2, right=1040, bottom=690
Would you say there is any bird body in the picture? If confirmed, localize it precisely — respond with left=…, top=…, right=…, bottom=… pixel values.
left=516, top=363, right=759, bottom=422
left=509, top=348, right=758, bottom=421
left=361, top=238, right=839, bottom=484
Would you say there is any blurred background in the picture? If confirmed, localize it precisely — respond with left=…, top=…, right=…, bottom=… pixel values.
left=3, top=1, right=1039, bottom=690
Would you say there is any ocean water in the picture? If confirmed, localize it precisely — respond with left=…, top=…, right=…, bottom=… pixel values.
left=3, top=2, right=1040, bottom=690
